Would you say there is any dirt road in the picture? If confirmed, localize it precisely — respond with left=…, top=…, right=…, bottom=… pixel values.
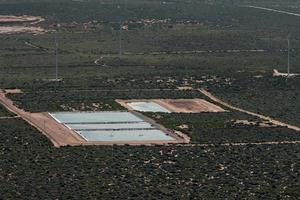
left=199, top=89, right=300, bottom=132
left=244, top=5, right=300, bottom=17
left=178, top=140, right=300, bottom=147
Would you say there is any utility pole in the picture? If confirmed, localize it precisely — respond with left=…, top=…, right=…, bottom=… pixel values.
left=119, top=20, right=122, bottom=57
left=287, top=35, right=290, bottom=77
left=118, top=4, right=122, bottom=58
left=55, top=33, right=59, bottom=81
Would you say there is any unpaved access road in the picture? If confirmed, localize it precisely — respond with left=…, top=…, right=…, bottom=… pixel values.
left=199, top=88, right=300, bottom=132
left=244, top=5, right=300, bottom=17
left=178, top=140, right=300, bottom=147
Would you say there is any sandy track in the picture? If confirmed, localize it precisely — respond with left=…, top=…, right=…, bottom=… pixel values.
left=199, top=89, right=300, bottom=132
left=244, top=5, right=300, bottom=17
left=177, top=140, right=300, bottom=147
left=0, top=116, right=20, bottom=119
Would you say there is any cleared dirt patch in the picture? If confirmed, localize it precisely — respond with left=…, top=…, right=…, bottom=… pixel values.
left=5, top=89, right=23, bottom=94
left=0, top=15, right=46, bottom=34
left=232, top=119, right=278, bottom=128
left=0, top=26, right=46, bottom=34
left=157, top=99, right=226, bottom=113
left=0, top=15, right=44, bottom=24
left=273, top=69, right=300, bottom=77
left=117, top=99, right=226, bottom=113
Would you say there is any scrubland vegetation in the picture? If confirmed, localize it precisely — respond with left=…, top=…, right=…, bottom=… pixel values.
left=0, top=0, right=299, bottom=199
left=0, top=118, right=299, bottom=199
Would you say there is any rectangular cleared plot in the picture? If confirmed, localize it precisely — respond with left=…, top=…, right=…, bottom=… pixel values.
left=78, top=129, right=175, bottom=141
left=127, top=102, right=171, bottom=113
left=51, top=112, right=143, bottom=123
left=67, top=122, right=154, bottom=130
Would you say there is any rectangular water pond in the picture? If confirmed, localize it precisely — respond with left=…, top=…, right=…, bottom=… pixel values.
left=79, top=130, right=175, bottom=142
left=127, top=102, right=171, bottom=113
left=50, top=111, right=175, bottom=143
left=66, top=122, right=154, bottom=130
left=51, top=111, right=143, bottom=123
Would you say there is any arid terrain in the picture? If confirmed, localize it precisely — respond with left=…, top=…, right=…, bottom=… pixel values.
left=0, top=0, right=299, bottom=199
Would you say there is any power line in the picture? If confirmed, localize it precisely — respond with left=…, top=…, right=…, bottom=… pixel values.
left=118, top=4, right=122, bottom=58
left=55, top=33, right=59, bottom=81
left=119, top=20, right=122, bottom=57
left=287, top=35, right=290, bottom=77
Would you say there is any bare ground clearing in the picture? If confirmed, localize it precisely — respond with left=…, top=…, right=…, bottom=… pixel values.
left=156, top=99, right=226, bottom=113
left=273, top=69, right=300, bottom=77
left=0, top=15, right=46, bottom=34
left=5, top=89, right=23, bottom=94
left=233, top=119, right=278, bottom=128
left=0, top=26, right=46, bottom=34
left=0, top=15, right=44, bottom=24
left=117, top=99, right=226, bottom=113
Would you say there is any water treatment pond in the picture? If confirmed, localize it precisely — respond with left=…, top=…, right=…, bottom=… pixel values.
left=127, top=102, right=171, bottom=113
left=50, top=111, right=175, bottom=142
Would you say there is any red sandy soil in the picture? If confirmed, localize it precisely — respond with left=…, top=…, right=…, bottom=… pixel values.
left=0, top=15, right=46, bottom=34
left=273, top=69, right=300, bottom=77
left=155, top=99, right=225, bottom=113
left=0, top=26, right=46, bottom=34
left=117, top=99, right=225, bottom=113
left=5, top=89, right=23, bottom=94
left=0, top=15, right=44, bottom=24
